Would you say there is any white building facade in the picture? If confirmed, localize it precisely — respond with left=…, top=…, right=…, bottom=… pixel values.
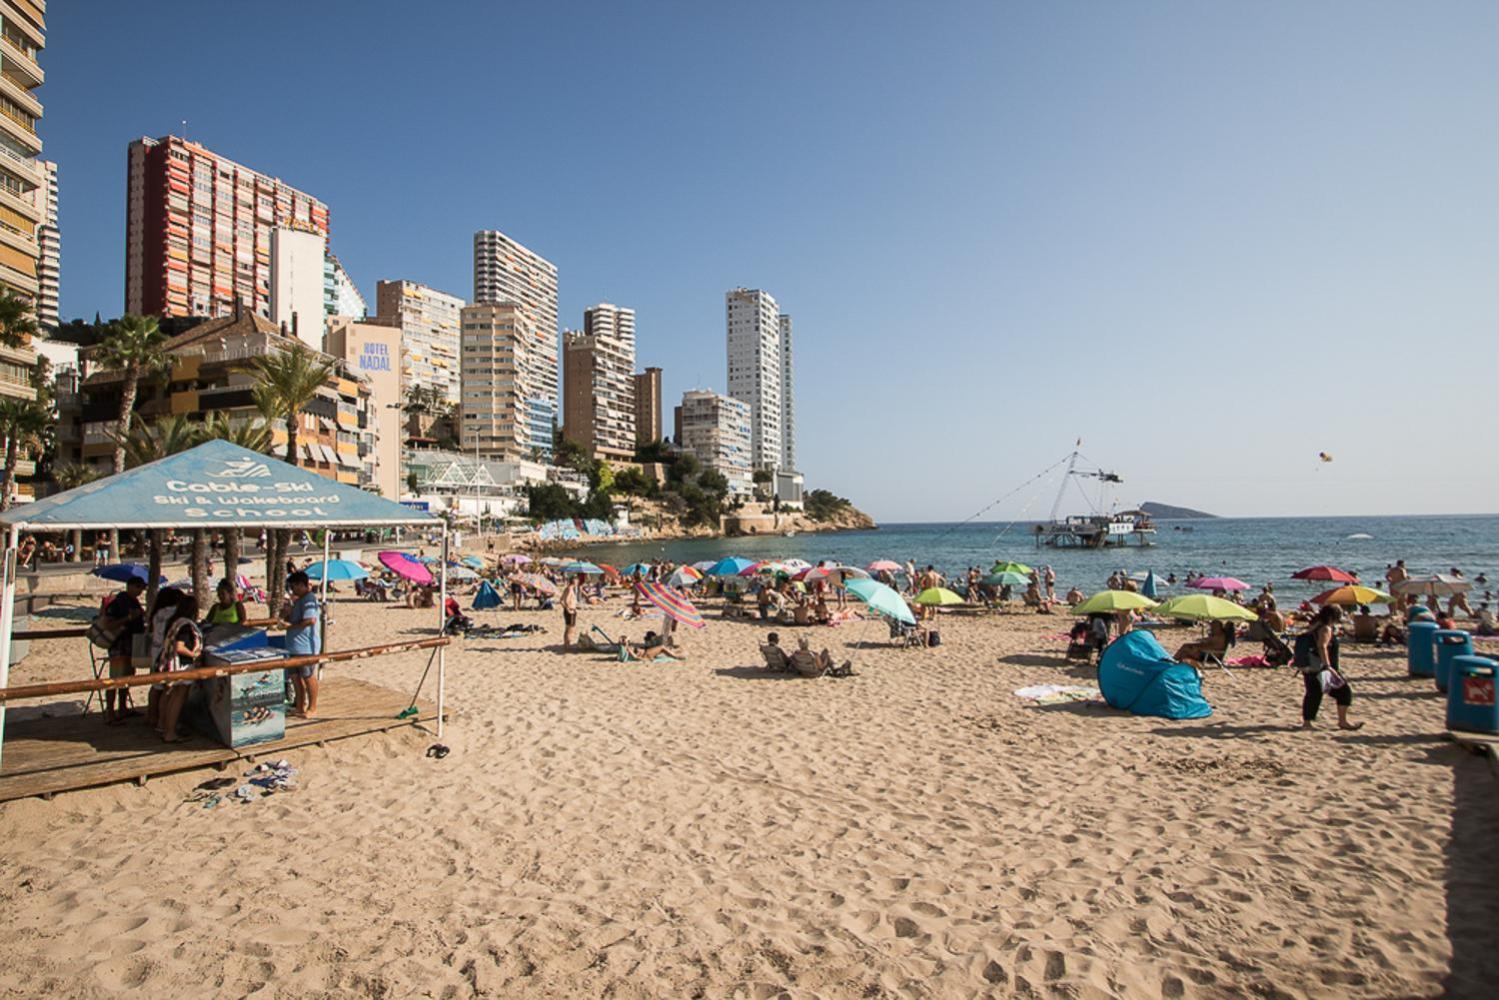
left=374, top=279, right=465, bottom=407
left=725, top=287, right=792, bottom=472
left=460, top=301, right=557, bottom=461
left=680, top=389, right=753, bottom=496
left=269, top=225, right=327, bottom=348
left=778, top=313, right=794, bottom=471
left=35, top=160, right=58, bottom=332
left=472, top=229, right=559, bottom=454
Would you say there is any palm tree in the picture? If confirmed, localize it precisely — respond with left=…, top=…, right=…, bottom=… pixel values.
left=198, top=411, right=271, bottom=583
left=243, top=343, right=337, bottom=612
left=113, top=414, right=204, bottom=605
left=0, top=397, right=49, bottom=511
left=93, top=314, right=171, bottom=476
left=52, top=462, right=104, bottom=560
left=0, top=291, right=37, bottom=349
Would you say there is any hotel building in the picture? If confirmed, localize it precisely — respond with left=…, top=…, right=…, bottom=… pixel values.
left=324, top=317, right=400, bottom=498
left=472, top=229, right=558, bottom=454
left=34, top=157, right=54, bottom=330
left=679, top=390, right=753, bottom=496
left=0, top=0, right=45, bottom=313
left=725, top=287, right=792, bottom=472
left=460, top=302, right=556, bottom=461
left=374, top=279, right=464, bottom=406
left=125, top=134, right=329, bottom=319
left=562, top=302, right=635, bottom=461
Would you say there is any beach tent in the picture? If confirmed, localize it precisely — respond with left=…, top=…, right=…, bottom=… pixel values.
left=1098, top=630, right=1212, bottom=720
left=472, top=580, right=502, bottom=610
left=0, top=440, right=448, bottom=768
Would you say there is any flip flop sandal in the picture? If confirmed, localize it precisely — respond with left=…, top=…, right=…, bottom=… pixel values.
left=425, top=744, right=450, bottom=759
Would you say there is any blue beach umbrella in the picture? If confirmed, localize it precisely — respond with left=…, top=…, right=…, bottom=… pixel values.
left=845, top=577, right=917, bottom=625
left=92, top=563, right=164, bottom=585
left=1141, top=571, right=1160, bottom=600
left=621, top=562, right=653, bottom=576
left=707, top=556, right=757, bottom=577
left=461, top=556, right=485, bottom=570
left=304, top=559, right=369, bottom=582
left=562, top=561, right=605, bottom=576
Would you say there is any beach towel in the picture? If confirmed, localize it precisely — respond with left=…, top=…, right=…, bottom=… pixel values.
left=1013, top=684, right=1102, bottom=705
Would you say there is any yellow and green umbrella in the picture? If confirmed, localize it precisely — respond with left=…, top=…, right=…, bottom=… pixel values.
left=1071, top=590, right=1157, bottom=615
left=915, top=587, right=965, bottom=606
left=1152, top=594, right=1258, bottom=622
left=991, top=561, right=1033, bottom=576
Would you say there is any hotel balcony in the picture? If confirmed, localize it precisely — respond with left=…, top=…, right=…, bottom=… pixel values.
left=0, top=216, right=34, bottom=257
left=0, top=36, right=42, bottom=88
left=0, top=71, right=39, bottom=119
left=0, top=257, right=36, bottom=298
left=0, top=99, right=38, bottom=156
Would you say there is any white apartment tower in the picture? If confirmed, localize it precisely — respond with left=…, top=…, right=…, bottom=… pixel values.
left=460, top=302, right=557, bottom=461
left=35, top=160, right=57, bottom=332
left=778, top=313, right=794, bottom=471
left=679, top=389, right=753, bottom=496
left=473, top=229, right=558, bottom=452
left=726, top=288, right=793, bottom=472
left=374, top=279, right=466, bottom=406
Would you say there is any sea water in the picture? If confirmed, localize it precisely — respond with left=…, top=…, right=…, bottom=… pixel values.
left=566, top=514, right=1499, bottom=607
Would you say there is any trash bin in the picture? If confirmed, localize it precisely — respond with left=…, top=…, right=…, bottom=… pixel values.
left=1407, top=621, right=1439, bottom=677
left=1447, top=655, right=1499, bottom=734
left=1434, top=629, right=1473, bottom=694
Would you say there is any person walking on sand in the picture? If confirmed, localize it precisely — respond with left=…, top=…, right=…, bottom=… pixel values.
left=561, top=574, right=581, bottom=649
left=1297, top=605, right=1362, bottom=731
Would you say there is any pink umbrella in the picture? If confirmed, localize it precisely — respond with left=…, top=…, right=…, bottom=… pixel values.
left=867, top=560, right=902, bottom=573
left=379, top=550, right=434, bottom=586
left=501, top=554, right=531, bottom=566
left=1189, top=576, right=1249, bottom=592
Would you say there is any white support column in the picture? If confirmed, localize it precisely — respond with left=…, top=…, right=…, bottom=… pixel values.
left=319, top=529, right=332, bottom=657
left=0, top=524, right=19, bottom=771
left=437, top=524, right=448, bottom=739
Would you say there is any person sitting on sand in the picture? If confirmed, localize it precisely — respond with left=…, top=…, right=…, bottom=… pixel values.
left=1023, top=581, right=1053, bottom=613
left=1449, top=591, right=1472, bottom=618
left=406, top=585, right=434, bottom=609
left=1298, top=605, right=1362, bottom=731
left=1475, top=602, right=1497, bottom=636
left=788, top=637, right=853, bottom=678
left=1064, top=585, right=1084, bottom=606
left=625, top=630, right=669, bottom=658
left=812, top=593, right=832, bottom=625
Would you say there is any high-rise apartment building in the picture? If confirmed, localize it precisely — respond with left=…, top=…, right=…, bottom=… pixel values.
left=777, top=314, right=794, bottom=470
left=0, top=1, right=46, bottom=313
left=324, top=250, right=365, bottom=319
left=460, top=302, right=557, bottom=461
left=472, top=229, right=558, bottom=453
left=374, top=279, right=464, bottom=406
left=562, top=303, right=635, bottom=461
left=269, top=225, right=325, bottom=348
left=726, top=287, right=789, bottom=472
left=679, top=389, right=752, bottom=496
left=634, top=367, right=662, bottom=447
left=125, top=135, right=329, bottom=319
left=34, top=158, right=55, bottom=331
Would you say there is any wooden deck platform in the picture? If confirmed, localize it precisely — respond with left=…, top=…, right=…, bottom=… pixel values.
left=0, top=678, right=442, bottom=803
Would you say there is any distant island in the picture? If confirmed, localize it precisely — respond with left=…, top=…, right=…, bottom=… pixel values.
left=1140, top=501, right=1218, bottom=520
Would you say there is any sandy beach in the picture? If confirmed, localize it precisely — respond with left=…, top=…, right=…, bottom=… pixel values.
left=0, top=588, right=1496, bottom=999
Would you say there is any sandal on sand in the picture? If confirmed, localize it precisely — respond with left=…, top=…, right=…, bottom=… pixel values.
left=426, top=744, right=450, bottom=759
left=1339, top=722, right=1365, bottom=731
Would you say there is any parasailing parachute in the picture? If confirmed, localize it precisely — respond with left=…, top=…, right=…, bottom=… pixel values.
left=1318, top=451, right=1333, bottom=463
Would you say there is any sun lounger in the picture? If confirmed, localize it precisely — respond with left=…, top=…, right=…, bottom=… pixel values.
left=760, top=643, right=792, bottom=672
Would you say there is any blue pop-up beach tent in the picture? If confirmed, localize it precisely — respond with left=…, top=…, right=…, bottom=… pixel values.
left=472, top=580, right=502, bottom=610
left=0, top=440, right=449, bottom=767
left=1098, top=630, right=1212, bottom=720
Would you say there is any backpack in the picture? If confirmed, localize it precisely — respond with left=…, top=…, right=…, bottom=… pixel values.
left=1292, top=632, right=1315, bottom=671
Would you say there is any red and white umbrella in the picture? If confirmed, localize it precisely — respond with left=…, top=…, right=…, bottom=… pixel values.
left=634, top=581, right=706, bottom=629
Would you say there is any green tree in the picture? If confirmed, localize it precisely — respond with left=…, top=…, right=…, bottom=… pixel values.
left=526, top=483, right=577, bottom=521
left=804, top=489, right=853, bottom=523
left=52, top=461, right=103, bottom=491
left=406, top=470, right=419, bottom=493
left=612, top=467, right=656, bottom=498
left=0, top=397, right=50, bottom=512
left=668, top=453, right=699, bottom=484
left=93, top=314, right=172, bottom=477
left=243, top=342, right=338, bottom=612
left=697, top=468, right=729, bottom=498
left=634, top=439, right=672, bottom=464
left=0, top=291, right=37, bottom=349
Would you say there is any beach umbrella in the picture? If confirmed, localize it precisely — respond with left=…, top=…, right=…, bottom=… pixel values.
left=447, top=566, right=479, bottom=582
left=782, top=559, right=812, bottom=571
left=379, top=551, right=434, bottom=586
left=805, top=564, right=871, bottom=585
left=1311, top=585, right=1393, bottom=607
left=621, top=562, right=653, bottom=576
left=991, top=561, right=1033, bottom=576
left=304, top=559, right=369, bottom=582
left=845, top=577, right=916, bottom=624
left=1392, top=574, right=1470, bottom=597
left=707, top=556, right=757, bottom=576
left=867, top=559, right=902, bottom=573
left=1071, top=590, right=1158, bottom=614
left=667, top=565, right=703, bottom=588
left=634, top=581, right=706, bottom=629
left=500, top=553, right=532, bottom=566
left=1188, top=576, right=1249, bottom=592
left=984, top=571, right=1030, bottom=588
left=561, top=561, right=605, bottom=576
left=595, top=563, right=622, bottom=579
left=1153, top=594, right=1258, bottom=622
left=540, top=556, right=569, bottom=567
left=461, top=555, right=486, bottom=570
left=1292, top=565, right=1358, bottom=584
left=517, top=572, right=559, bottom=596
left=92, top=563, right=165, bottom=585
left=914, top=587, right=965, bottom=606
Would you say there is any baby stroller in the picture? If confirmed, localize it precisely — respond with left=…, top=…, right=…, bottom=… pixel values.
left=1245, top=620, right=1293, bottom=667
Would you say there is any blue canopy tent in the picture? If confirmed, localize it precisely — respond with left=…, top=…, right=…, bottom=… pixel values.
left=0, top=440, right=448, bottom=767
left=472, top=580, right=502, bottom=610
left=1098, top=630, right=1212, bottom=720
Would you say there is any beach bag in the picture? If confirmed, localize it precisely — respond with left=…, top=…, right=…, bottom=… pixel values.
left=1292, top=632, right=1314, bottom=670
left=85, top=612, right=124, bottom=650
left=927, top=630, right=942, bottom=648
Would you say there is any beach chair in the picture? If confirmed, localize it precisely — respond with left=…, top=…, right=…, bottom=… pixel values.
left=889, top=619, right=924, bottom=648
left=760, top=643, right=791, bottom=672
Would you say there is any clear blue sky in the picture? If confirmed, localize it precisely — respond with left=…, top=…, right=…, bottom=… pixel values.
left=44, top=1, right=1499, bottom=521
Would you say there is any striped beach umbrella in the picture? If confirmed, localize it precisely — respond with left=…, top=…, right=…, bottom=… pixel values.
left=562, top=561, right=605, bottom=576
left=667, top=565, right=703, bottom=588
left=517, top=572, right=559, bottom=597
left=634, top=581, right=706, bottom=629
